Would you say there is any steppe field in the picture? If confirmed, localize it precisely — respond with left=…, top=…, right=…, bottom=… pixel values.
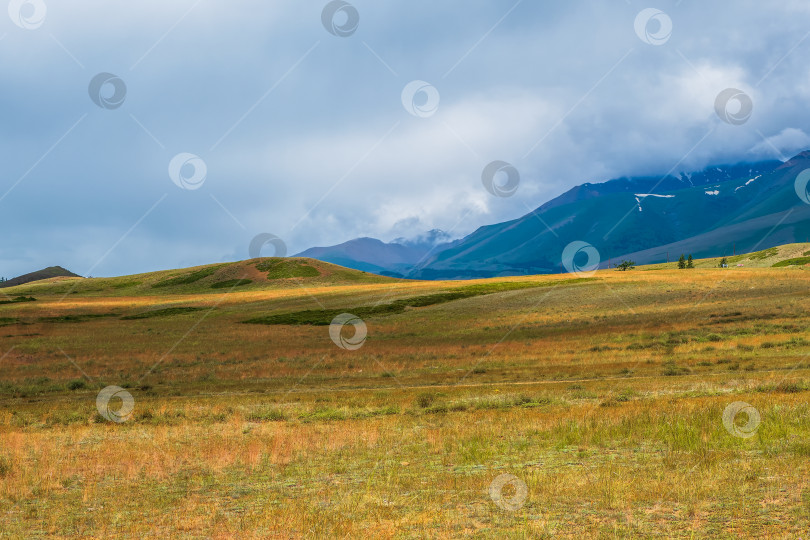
left=2, top=247, right=810, bottom=538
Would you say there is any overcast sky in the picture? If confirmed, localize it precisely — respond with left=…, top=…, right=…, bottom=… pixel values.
left=2, top=0, right=810, bottom=278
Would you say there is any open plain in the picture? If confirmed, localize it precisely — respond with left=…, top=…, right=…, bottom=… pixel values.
left=1, top=248, right=810, bottom=538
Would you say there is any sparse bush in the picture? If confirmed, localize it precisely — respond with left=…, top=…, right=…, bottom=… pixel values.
left=67, top=379, right=87, bottom=390
left=415, top=393, right=436, bottom=408
left=662, top=362, right=690, bottom=376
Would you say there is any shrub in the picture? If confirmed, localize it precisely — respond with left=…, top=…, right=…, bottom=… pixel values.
left=662, top=362, right=690, bottom=376
left=67, top=379, right=87, bottom=390
left=416, top=393, right=436, bottom=408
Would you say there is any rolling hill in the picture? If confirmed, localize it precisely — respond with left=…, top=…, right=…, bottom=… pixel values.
left=0, top=266, right=80, bottom=288
left=0, top=257, right=395, bottom=297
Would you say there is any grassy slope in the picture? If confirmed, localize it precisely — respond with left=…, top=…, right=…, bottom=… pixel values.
left=632, top=242, right=810, bottom=270
left=0, top=257, right=396, bottom=297
left=1, top=253, right=810, bottom=536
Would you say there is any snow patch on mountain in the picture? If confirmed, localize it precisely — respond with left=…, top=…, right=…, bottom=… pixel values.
left=634, top=193, right=675, bottom=212
left=734, top=175, right=762, bottom=192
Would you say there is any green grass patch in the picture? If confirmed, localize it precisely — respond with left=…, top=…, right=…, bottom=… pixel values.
left=749, top=247, right=779, bottom=260
left=244, top=277, right=595, bottom=325
left=111, top=280, right=142, bottom=289
left=121, top=307, right=205, bottom=320
left=772, top=257, right=810, bottom=268
left=0, top=296, right=36, bottom=305
left=210, top=279, right=252, bottom=289
left=37, top=313, right=119, bottom=323
left=152, top=266, right=222, bottom=288
left=245, top=407, right=287, bottom=422
left=0, top=317, right=19, bottom=326
left=256, top=260, right=321, bottom=279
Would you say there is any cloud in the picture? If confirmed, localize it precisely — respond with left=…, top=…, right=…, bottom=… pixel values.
left=748, top=128, right=810, bottom=160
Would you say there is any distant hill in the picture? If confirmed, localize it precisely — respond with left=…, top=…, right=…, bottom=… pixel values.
left=0, top=266, right=81, bottom=288
left=295, top=230, right=459, bottom=277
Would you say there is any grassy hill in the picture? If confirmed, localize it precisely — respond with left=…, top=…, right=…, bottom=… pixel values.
left=638, top=242, right=810, bottom=270
left=0, top=266, right=80, bottom=289
left=0, top=257, right=396, bottom=297
left=1, top=251, right=810, bottom=536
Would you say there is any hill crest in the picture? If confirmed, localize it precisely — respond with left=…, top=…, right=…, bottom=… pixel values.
left=0, top=266, right=80, bottom=289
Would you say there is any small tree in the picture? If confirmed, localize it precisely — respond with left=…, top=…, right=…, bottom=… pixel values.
left=687, top=254, right=694, bottom=268
left=617, top=260, right=636, bottom=271
left=678, top=254, right=686, bottom=269
left=719, top=257, right=728, bottom=268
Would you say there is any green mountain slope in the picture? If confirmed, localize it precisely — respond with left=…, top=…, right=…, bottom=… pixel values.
left=414, top=153, right=810, bottom=278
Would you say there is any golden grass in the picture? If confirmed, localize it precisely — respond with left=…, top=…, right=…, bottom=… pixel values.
left=1, top=265, right=810, bottom=536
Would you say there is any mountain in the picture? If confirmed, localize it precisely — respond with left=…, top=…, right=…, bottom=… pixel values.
left=412, top=153, right=810, bottom=278
left=296, top=152, right=810, bottom=279
left=295, top=229, right=459, bottom=277
left=0, top=266, right=81, bottom=288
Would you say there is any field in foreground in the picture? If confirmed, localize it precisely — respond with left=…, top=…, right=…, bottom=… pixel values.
left=1, top=252, right=810, bottom=538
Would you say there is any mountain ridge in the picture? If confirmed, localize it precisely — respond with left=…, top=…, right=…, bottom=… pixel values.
left=295, top=155, right=804, bottom=278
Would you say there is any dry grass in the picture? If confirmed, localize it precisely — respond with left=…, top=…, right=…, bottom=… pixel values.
left=1, top=263, right=810, bottom=537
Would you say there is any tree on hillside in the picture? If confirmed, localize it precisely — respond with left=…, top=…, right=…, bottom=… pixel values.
left=617, top=260, right=636, bottom=271
left=719, top=257, right=728, bottom=268
left=678, top=254, right=686, bottom=269
left=687, top=255, right=694, bottom=268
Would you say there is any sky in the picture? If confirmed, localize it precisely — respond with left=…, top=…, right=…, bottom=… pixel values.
left=2, top=0, right=810, bottom=278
